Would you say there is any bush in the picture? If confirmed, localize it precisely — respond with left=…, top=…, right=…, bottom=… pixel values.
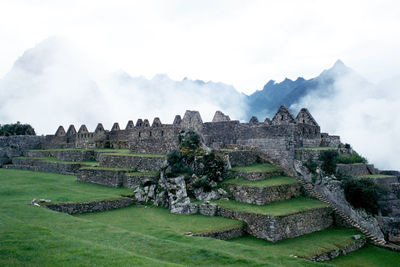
left=320, top=151, right=338, bottom=175
left=179, top=130, right=200, bottom=150
left=337, top=153, right=367, bottom=164
left=166, top=150, right=191, bottom=177
left=202, top=151, right=226, bottom=182
left=343, top=178, right=386, bottom=215
left=305, top=158, right=317, bottom=174
left=0, top=122, right=35, bottom=136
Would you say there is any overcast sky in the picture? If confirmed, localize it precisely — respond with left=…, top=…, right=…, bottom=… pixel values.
left=1, top=0, right=400, bottom=94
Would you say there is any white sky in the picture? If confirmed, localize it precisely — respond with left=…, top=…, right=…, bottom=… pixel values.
left=1, top=0, right=400, bottom=94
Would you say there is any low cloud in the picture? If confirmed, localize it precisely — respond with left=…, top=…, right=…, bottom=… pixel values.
left=0, top=38, right=248, bottom=134
left=293, top=70, right=400, bottom=171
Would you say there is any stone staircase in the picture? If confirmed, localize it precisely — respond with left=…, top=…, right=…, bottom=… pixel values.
left=296, top=177, right=387, bottom=246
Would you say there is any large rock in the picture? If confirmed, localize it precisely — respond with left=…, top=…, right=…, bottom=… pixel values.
left=165, top=175, right=198, bottom=214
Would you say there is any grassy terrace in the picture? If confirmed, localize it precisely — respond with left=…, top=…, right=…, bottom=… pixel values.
left=1, top=168, right=399, bottom=266
left=27, top=148, right=130, bottom=153
left=229, top=227, right=363, bottom=259
left=231, top=162, right=282, bottom=173
left=214, top=197, right=329, bottom=217
left=223, top=176, right=299, bottom=187
left=16, top=156, right=100, bottom=167
left=357, top=174, right=396, bottom=179
left=296, top=147, right=338, bottom=151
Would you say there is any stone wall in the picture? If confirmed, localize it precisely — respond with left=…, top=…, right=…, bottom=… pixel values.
left=307, top=238, right=366, bottom=262
left=222, top=150, right=260, bottom=167
left=44, top=198, right=134, bottom=214
left=123, top=174, right=159, bottom=188
left=77, top=169, right=127, bottom=187
left=98, top=154, right=166, bottom=172
left=235, top=169, right=284, bottom=181
left=336, top=163, right=378, bottom=177
left=217, top=206, right=333, bottom=242
left=8, top=158, right=82, bottom=175
left=192, top=226, right=244, bottom=240
left=0, top=135, right=45, bottom=150
left=320, top=133, right=341, bottom=148
left=226, top=183, right=302, bottom=205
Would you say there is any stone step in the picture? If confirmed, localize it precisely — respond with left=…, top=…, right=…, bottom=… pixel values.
left=213, top=197, right=333, bottom=242
left=224, top=176, right=301, bottom=205
left=231, top=163, right=285, bottom=181
left=97, top=153, right=166, bottom=172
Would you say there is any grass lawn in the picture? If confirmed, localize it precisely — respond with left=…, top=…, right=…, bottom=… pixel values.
left=214, top=197, right=329, bottom=217
left=296, top=147, right=338, bottom=151
left=1, top=168, right=399, bottom=266
left=229, top=227, right=363, bottom=259
left=357, top=174, right=396, bottom=179
left=329, top=245, right=400, bottom=267
left=0, top=168, right=327, bottom=266
left=77, top=206, right=244, bottom=235
left=223, top=176, right=299, bottom=187
left=232, top=162, right=281, bottom=173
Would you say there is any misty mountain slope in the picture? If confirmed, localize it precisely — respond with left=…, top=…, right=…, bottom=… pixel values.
left=246, top=60, right=366, bottom=119
left=0, top=38, right=248, bottom=134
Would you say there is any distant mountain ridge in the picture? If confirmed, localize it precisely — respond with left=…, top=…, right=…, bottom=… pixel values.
left=246, top=60, right=363, bottom=120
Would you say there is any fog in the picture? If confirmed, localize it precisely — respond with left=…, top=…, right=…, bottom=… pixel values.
left=293, top=69, right=400, bottom=171
left=0, top=38, right=247, bottom=134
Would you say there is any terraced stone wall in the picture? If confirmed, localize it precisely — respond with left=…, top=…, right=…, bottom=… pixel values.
left=217, top=206, right=333, bottom=242
left=8, top=158, right=82, bottom=175
left=77, top=169, right=126, bottom=187
left=336, top=163, right=378, bottom=176
left=45, top=198, right=134, bottom=214
left=224, top=150, right=260, bottom=167
left=0, top=136, right=46, bottom=166
left=98, top=154, right=166, bottom=172
left=227, top=183, right=302, bottom=205
left=320, top=133, right=341, bottom=148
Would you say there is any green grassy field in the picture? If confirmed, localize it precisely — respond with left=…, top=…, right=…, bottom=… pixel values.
left=1, top=168, right=399, bottom=266
left=214, top=197, right=329, bottom=216
left=223, top=176, right=299, bottom=187
left=232, top=162, right=281, bottom=173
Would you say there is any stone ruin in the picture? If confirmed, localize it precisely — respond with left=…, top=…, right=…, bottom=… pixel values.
left=42, top=106, right=337, bottom=172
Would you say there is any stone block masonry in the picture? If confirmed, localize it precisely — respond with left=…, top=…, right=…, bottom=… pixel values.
left=192, top=226, right=245, bottom=240
left=77, top=169, right=127, bottom=187
left=44, top=198, right=135, bottom=214
left=226, top=183, right=302, bottom=205
left=217, top=206, right=333, bottom=242
left=98, top=153, right=166, bottom=172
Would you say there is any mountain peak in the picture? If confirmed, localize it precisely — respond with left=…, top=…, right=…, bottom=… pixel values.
left=333, top=59, right=345, bottom=68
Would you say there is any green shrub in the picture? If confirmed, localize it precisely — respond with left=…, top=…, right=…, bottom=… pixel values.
left=337, top=153, right=367, bottom=164
left=305, top=158, right=317, bottom=174
left=166, top=150, right=192, bottom=177
left=179, top=130, right=200, bottom=150
left=202, top=151, right=226, bottom=182
left=0, top=122, right=35, bottom=136
left=343, top=178, right=386, bottom=215
left=320, top=151, right=338, bottom=175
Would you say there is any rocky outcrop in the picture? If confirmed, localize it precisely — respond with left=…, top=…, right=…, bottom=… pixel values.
left=166, top=176, right=198, bottom=214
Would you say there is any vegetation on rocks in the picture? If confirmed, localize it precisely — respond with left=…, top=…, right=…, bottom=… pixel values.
left=0, top=122, right=35, bottom=136
left=342, top=178, right=386, bottom=215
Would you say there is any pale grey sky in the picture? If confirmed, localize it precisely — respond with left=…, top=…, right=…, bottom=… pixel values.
left=1, top=0, right=400, bottom=94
